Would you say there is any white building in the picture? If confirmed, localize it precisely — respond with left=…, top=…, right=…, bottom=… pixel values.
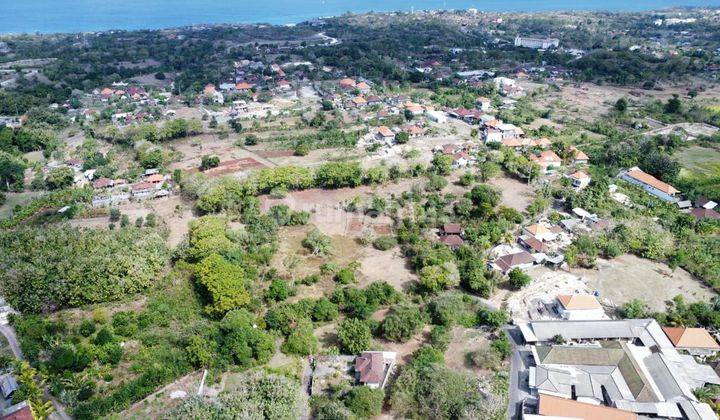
left=617, top=167, right=680, bottom=203
left=514, top=36, right=560, bottom=49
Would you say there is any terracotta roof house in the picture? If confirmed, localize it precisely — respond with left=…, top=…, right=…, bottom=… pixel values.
left=356, top=81, right=371, bottom=92
left=355, top=351, right=396, bottom=389
left=439, top=234, right=464, bottom=250
left=492, top=251, right=535, bottom=274
left=376, top=126, right=394, bottom=140
left=146, top=174, right=164, bottom=184
left=403, top=125, right=424, bottom=137
left=440, top=223, right=464, bottom=235
left=557, top=294, right=606, bottom=320
left=530, top=137, right=551, bottom=148
left=663, top=327, right=720, bottom=351
left=518, top=235, right=548, bottom=253
left=538, top=394, right=637, bottom=420
left=339, top=78, right=356, bottom=89
left=203, top=84, right=216, bottom=95
left=618, top=167, right=680, bottom=203
left=235, top=82, right=255, bottom=92
left=530, top=150, right=562, bottom=173
left=501, top=137, right=525, bottom=149
left=691, top=207, right=720, bottom=220
left=523, top=224, right=556, bottom=242
left=351, top=96, right=367, bottom=107
left=570, top=146, right=589, bottom=164
left=567, top=170, right=591, bottom=189
left=92, top=177, right=114, bottom=189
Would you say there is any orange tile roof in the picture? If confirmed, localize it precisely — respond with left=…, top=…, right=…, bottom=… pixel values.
left=625, top=168, right=679, bottom=195
left=571, top=146, right=589, bottom=161
left=525, top=224, right=552, bottom=235
left=570, top=170, right=590, bottom=180
left=662, top=327, right=720, bottom=349
left=539, top=394, right=637, bottom=420
left=502, top=138, right=525, bottom=148
left=356, top=82, right=370, bottom=90
left=377, top=126, right=394, bottom=137
left=536, top=150, right=561, bottom=163
left=558, top=294, right=602, bottom=310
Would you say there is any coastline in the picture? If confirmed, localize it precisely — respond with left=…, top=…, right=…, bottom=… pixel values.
left=1, top=1, right=719, bottom=36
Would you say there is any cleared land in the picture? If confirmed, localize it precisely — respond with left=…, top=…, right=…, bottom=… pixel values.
left=676, top=145, right=720, bottom=177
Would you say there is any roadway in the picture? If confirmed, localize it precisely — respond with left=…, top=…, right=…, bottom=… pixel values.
left=505, top=325, right=532, bottom=420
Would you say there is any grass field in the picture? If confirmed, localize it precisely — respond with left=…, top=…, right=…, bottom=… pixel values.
left=0, top=192, right=43, bottom=220
left=676, top=146, right=720, bottom=177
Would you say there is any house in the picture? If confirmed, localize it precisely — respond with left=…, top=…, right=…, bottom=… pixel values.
left=339, top=78, right=356, bottom=90
left=440, top=223, right=464, bottom=236
left=696, top=197, right=718, bottom=210
left=518, top=235, right=548, bottom=253
left=403, top=125, right=424, bottom=138
left=530, top=151, right=562, bottom=173
left=537, top=394, right=637, bottom=420
left=523, top=224, right=556, bottom=242
left=570, top=146, right=589, bottom=164
left=484, top=127, right=503, bottom=143
left=497, top=123, right=523, bottom=140
left=617, top=167, right=680, bottom=202
left=235, top=82, right=254, bottom=92
left=92, top=177, right=114, bottom=189
left=146, top=174, right=164, bottom=184
left=663, top=327, right=720, bottom=354
left=365, top=95, right=382, bottom=105
left=567, top=170, right=591, bottom=189
left=691, top=207, right=720, bottom=220
left=556, top=294, right=605, bottom=320
left=439, top=234, right=464, bottom=250
left=131, top=182, right=155, bottom=198
left=501, top=138, right=525, bottom=150
left=476, top=96, right=491, bottom=111
left=355, top=81, right=371, bottom=94
left=451, top=151, right=473, bottom=168
left=355, top=351, right=396, bottom=389
left=351, top=97, right=367, bottom=108
left=66, top=158, right=84, bottom=169
left=376, top=126, right=395, bottom=142
left=491, top=251, right=535, bottom=274
left=0, top=400, right=33, bottom=420
left=404, top=103, right=425, bottom=116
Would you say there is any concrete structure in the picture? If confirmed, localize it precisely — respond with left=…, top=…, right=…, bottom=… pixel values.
left=519, top=319, right=720, bottom=420
left=514, top=36, right=560, bottom=49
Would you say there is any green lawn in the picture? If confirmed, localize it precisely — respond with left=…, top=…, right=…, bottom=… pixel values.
left=0, top=192, right=43, bottom=220
left=676, top=146, right=720, bottom=177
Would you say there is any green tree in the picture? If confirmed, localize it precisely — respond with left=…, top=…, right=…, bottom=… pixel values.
left=337, top=318, right=371, bottom=354
left=508, top=268, right=532, bottom=289
left=382, top=305, right=424, bottom=342
left=281, top=318, right=318, bottom=356
left=194, top=254, right=250, bottom=318
left=45, top=166, right=75, bottom=190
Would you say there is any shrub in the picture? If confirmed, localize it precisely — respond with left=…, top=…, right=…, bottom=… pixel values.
left=78, top=320, right=96, bottom=337
left=508, top=268, right=531, bottom=289
left=372, top=236, right=397, bottom=251
left=312, top=298, right=339, bottom=322
left=476, top=308, right=508, bottom=330
left=93, top=327, right=114, bottom=346
left=281, top=318, right=318, bottom=356
left=345, top=386, right=384, bottom=418
left=468, top=348, right=501, bottom=369
left=265, top=279, right=294, bottom=302
left=302, top=229, right=332, bottom=256
left=335, top=267, right=356, bottom=284
left=429, top=325, right=452, bottom=352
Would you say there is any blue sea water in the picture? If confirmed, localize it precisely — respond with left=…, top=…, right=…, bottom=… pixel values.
left=1, top=0, right=719, bottom=34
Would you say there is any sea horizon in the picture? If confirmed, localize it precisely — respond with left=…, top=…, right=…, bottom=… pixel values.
left=1, top=0, right=720, bottom=35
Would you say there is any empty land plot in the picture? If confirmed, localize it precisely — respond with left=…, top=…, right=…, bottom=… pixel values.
left=576, top=254, right=716, bottom=312
left=444, top=327, right=495, bottom=376
left=676, top=146, right=720, bottom=177
left=487, top=175, right=535, bottom=211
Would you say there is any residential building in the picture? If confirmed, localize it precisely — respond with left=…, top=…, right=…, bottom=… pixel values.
left=617, top=167, right=680, bottom=202
left=662, top=327, right=720, bottom=355
left=523, top=224, right=557, bottom=242
left=491, top=251, right=535, bottom=274
left=0, top=400, right=32, bottom=420
left=530, top=151, right=562, bottom=173
left=691, top=207, right=720, bottom=220
left=355, top=351, right=396, bottom=389
left=556, top=294, right=605, bottom=320
left=567, top=170, right=591, bottom=189
left=570, top=146, right=589, bottom=164
left=533, top=394, right=637, bottom=420
left=440, top=223, right=464, bottom=236
left=439, top=234, right=464, bottom=250
left=376, top=126, right=395, bottom=142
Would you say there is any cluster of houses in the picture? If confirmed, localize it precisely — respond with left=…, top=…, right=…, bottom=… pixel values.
left=488, top=207, right=610, bottom=275
left=433, top=142, right=479, bottom=169
left=519, top=311, right=720, bottom=420
left=90, top=168, right=173, bottom=207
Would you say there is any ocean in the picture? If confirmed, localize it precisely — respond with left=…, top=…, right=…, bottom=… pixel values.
left=1, top=0, right=719, bottom=34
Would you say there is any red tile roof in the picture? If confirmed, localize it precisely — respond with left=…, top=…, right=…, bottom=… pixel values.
left=356, top=352, right=385, bottom=384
